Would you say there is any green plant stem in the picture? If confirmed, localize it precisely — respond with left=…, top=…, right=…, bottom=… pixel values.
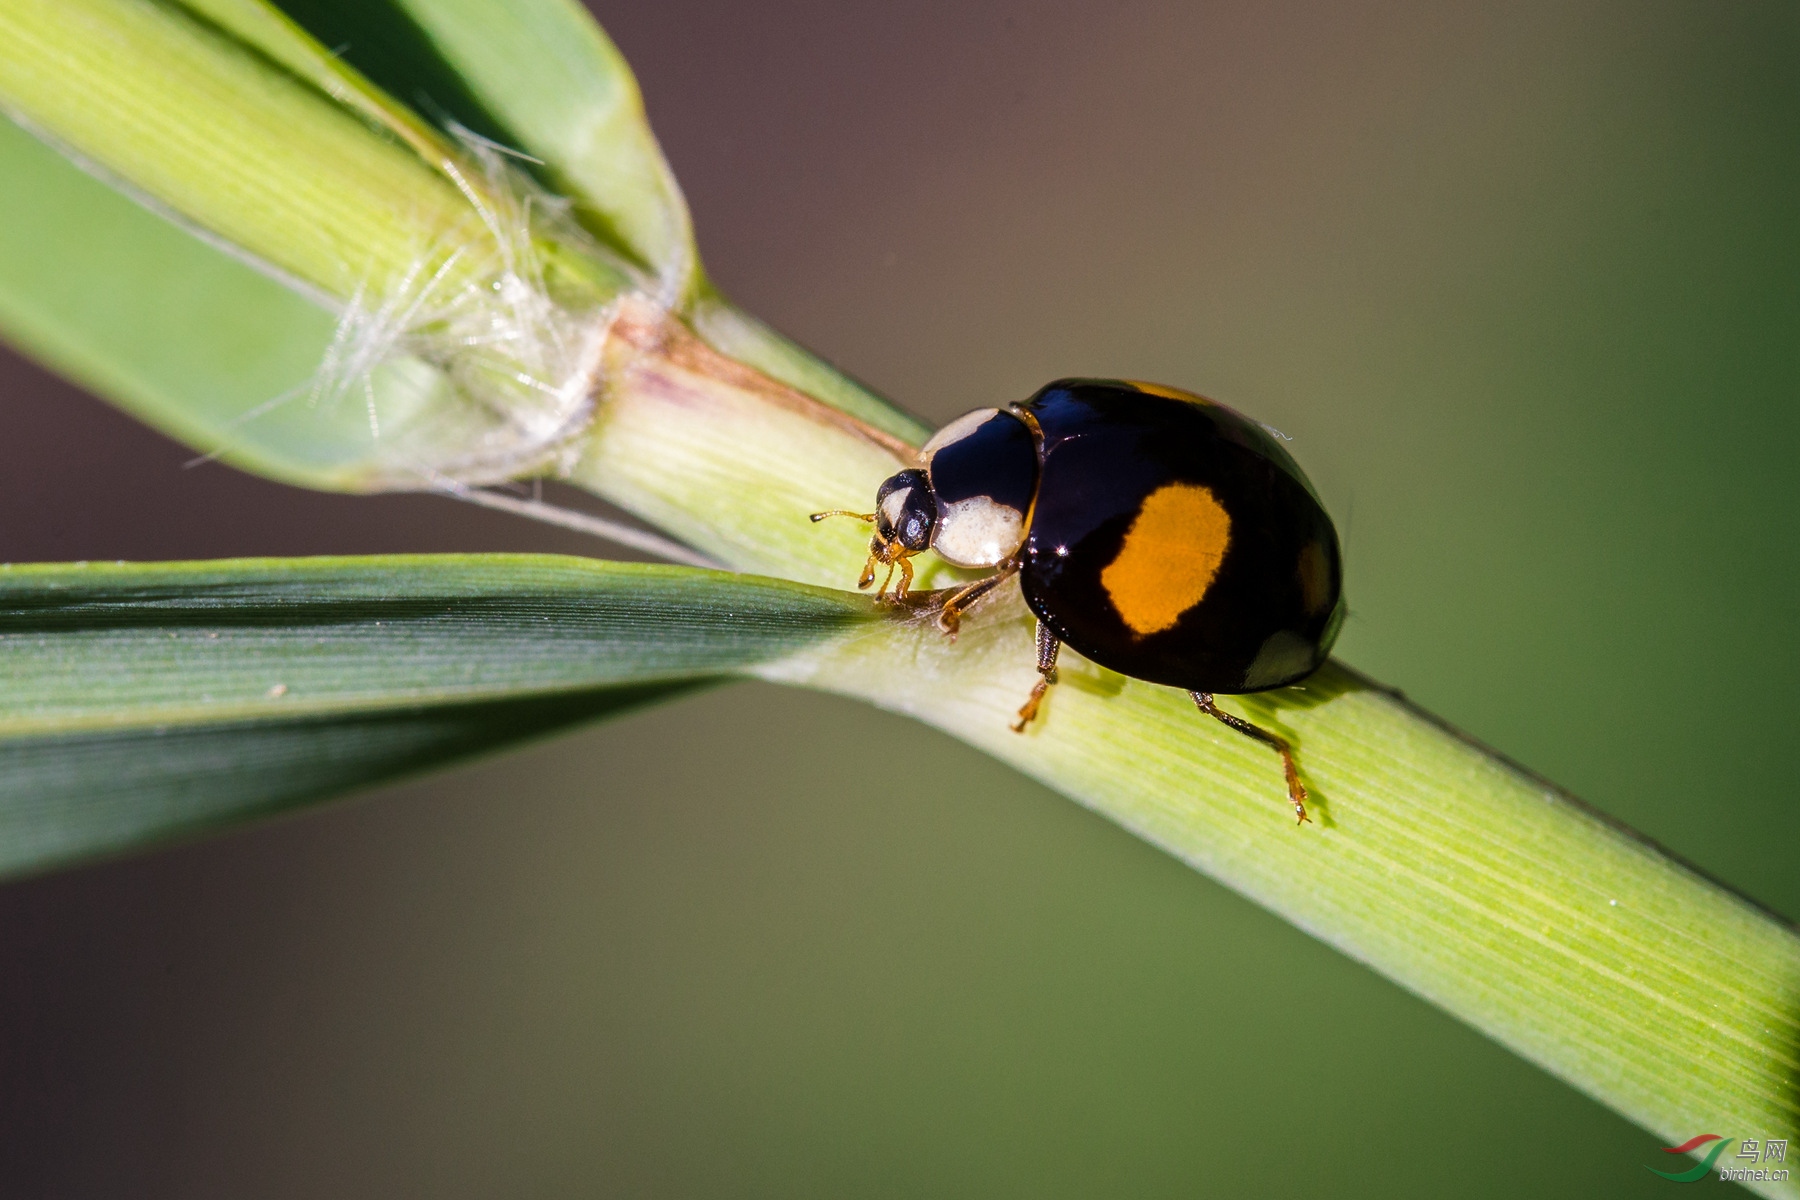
left=0, top=2, right=1793, bottom=1184
left=0, top=0, right=481, bottom=303
left=568, top=297, right=1800, bottom=1193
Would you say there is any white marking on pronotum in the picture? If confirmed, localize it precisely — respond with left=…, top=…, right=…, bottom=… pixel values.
left=933, top=495, right=1025, bottom=568
left=920, top=408, right=1003, bottom=463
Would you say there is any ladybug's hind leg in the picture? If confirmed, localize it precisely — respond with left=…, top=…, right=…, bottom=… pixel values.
left=1190, top=692, right=1310, bottom=825
left=1009, top=622, right=1061, bottom=733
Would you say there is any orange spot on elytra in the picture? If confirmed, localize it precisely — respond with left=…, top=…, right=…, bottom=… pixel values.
left=1101, top=484, right=1231, bottom=635
left=1124, top=380, right=1211, bottom=404
left=1298, top=540, right=1332, bottom=615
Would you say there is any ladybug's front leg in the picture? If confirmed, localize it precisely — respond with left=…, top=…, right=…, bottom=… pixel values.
left=1009, top=621, right=1061, bottom=733
left=934, top=559, right=1020, bottom=638
left=891, top=553, right=915, bottom=602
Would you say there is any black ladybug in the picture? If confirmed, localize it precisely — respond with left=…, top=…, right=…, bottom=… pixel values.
left=814, top=379, right=1344, bottom=823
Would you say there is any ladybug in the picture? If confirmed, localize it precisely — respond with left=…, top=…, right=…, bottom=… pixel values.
left=813, top=379, right=1344, bottom=823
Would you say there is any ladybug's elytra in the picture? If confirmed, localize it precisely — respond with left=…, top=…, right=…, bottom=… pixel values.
left=813, top=379, right=1344, bottom=823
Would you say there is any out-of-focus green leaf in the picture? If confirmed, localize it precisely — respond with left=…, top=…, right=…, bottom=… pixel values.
left=262, top=0, right=927, bottom=440
left=0, top=1, right=923, bottom=492
left=278, top=0, right=694, bottom=291
left=3, top=685, right=696, bottom=881
left=0, top=0, right=501, bottom=491
left=0, top=117, right=354, bottom=487
left=0, top=555, right=875, bottom=876
left=0, top=1, right=651, bottom=495
left=0, top=0, right=485, bottom=303
left=172, top=0, right=475, bottom=175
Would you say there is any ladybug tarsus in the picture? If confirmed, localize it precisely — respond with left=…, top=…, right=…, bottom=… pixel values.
left=1009, top=621, right=1062, bottom=733
left=1190, top=692, right=1311, bottom=824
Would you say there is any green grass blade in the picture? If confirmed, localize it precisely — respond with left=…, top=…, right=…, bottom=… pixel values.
left=767, top=614, right=1800, bottom=1188
left=300, top=0, right=695, bottom=290
left=0, top=0, right=652, bottom=493
left=1, top=4, right=1791, bottom=1181
left=564, top=306, right=1800, bottom=1194
left=0, top=684, right=696, bottom=880
left=0, top=0, right=482, bottom=304
left=0, top=1, right=924, bottom=489
left=169, top=0, right=666, bottom=302
left=0, top=117, right=355, bottom=487
left=0, top=556, right=869, bottom=730
left=0, top=0, right=497, bottom=491
left=0, top=555, right=875, bottom=875
left=173, top=0, right=475, bottom=171
left=255, top=0, right=926, bottom=439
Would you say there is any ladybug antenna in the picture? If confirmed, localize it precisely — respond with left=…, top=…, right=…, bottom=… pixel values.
left=809, top=510, right=876, bottom=523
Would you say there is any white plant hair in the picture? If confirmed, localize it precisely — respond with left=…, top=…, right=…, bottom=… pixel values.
left=299, top=133, right=717, bottom=567
left=308, top=132, right=647, bottom=491
left=14, top=98, right=713, bottom=566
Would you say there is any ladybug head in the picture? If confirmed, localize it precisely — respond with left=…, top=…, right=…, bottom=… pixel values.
left=874, top=468, right=938, bottom=552
left=809, top=468, right=937, bottom=601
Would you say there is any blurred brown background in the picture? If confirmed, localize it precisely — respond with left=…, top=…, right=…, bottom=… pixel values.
left=0, top=1, right=1793, bottom=1196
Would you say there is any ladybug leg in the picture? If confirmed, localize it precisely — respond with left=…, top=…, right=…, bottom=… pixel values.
left=815, top=511, right=882, bottom=592
left=1009, top=622, right=1061, bottom=732
left=1190, top=692, right=1311, bottom=825
left=935, top=560, right=1021, bottom=638
left=892, top=553, right=916, bottom=602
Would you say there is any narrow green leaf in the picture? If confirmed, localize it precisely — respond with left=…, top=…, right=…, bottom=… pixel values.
left=0, top=555, right=869, bottom=730
left=174, top=0, right=458, bottom=164
left=254, top=0, right=925, bottom=440
left=167, top=0, right=658, bottom=315
left=1, top=684, right=697, bottom=880
left=0, top=0, right=502, bottom=492
left=0, top=116, right=354, bottom=487
left=564, top=301, right=1800, bottom=1191
left=4, top=5, right=1791, bottom=1179
left=0, top=1, right=925, bottom=492
left=0, top=1, right=655, bottom=494
left=0, top=555, right=875, bottom=875
left=0, top=0, right=481, bottom=303
left=315, top=0, right=694, bottom=290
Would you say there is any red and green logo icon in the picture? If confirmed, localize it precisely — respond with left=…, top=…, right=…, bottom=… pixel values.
left=1646, top=1134, right=1733, bottom=1182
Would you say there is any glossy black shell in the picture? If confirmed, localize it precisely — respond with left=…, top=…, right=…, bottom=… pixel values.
left=1016, top=380, right=1343, bottom=693
left=927, top=411, right=1038, bottom=517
